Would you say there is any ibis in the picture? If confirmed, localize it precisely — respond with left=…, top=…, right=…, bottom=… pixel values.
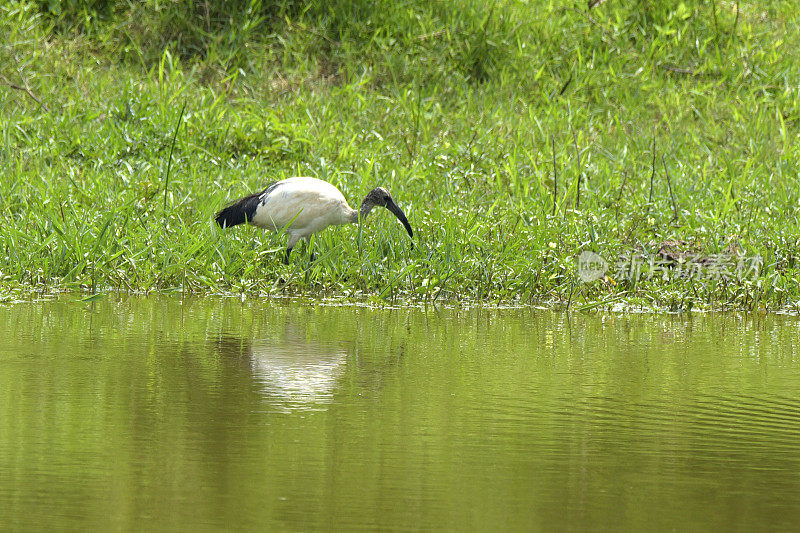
left=215, top=177, right=413, bottom=263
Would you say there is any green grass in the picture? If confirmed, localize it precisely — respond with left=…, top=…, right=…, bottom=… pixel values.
left=2, top=0, right=800, bottom=310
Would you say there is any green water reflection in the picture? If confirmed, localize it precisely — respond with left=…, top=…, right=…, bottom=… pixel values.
left=2, top=297, right=800, bottom=531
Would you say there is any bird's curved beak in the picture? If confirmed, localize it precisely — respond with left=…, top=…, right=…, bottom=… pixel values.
left=385, top=199, right=413, bottom=240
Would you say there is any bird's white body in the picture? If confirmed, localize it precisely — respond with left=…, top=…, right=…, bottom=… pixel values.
left=250, top=177, right=357, bottom=249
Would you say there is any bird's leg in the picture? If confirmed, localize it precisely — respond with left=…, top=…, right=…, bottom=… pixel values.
left=285, top=234, right=301, bottom=265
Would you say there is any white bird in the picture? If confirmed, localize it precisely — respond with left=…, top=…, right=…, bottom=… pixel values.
left=215, top=176, right=413, bottom=263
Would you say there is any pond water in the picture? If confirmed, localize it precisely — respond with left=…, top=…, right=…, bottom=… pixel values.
left=2, top=297, right=800, bottom=531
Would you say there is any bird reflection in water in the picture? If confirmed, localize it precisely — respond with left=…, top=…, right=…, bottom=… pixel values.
left=214, top=333, right=348, bottom=412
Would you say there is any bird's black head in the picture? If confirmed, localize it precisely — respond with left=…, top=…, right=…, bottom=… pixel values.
left=361, top=187, right=414, bottom=240
left=363, top=187, right=393, bottom=207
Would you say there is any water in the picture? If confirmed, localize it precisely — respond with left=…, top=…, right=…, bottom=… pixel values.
left=2, top=297, right=800, bottom=531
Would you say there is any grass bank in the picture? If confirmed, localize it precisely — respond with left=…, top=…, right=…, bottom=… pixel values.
left=2, top=0, right=800, bottom=310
